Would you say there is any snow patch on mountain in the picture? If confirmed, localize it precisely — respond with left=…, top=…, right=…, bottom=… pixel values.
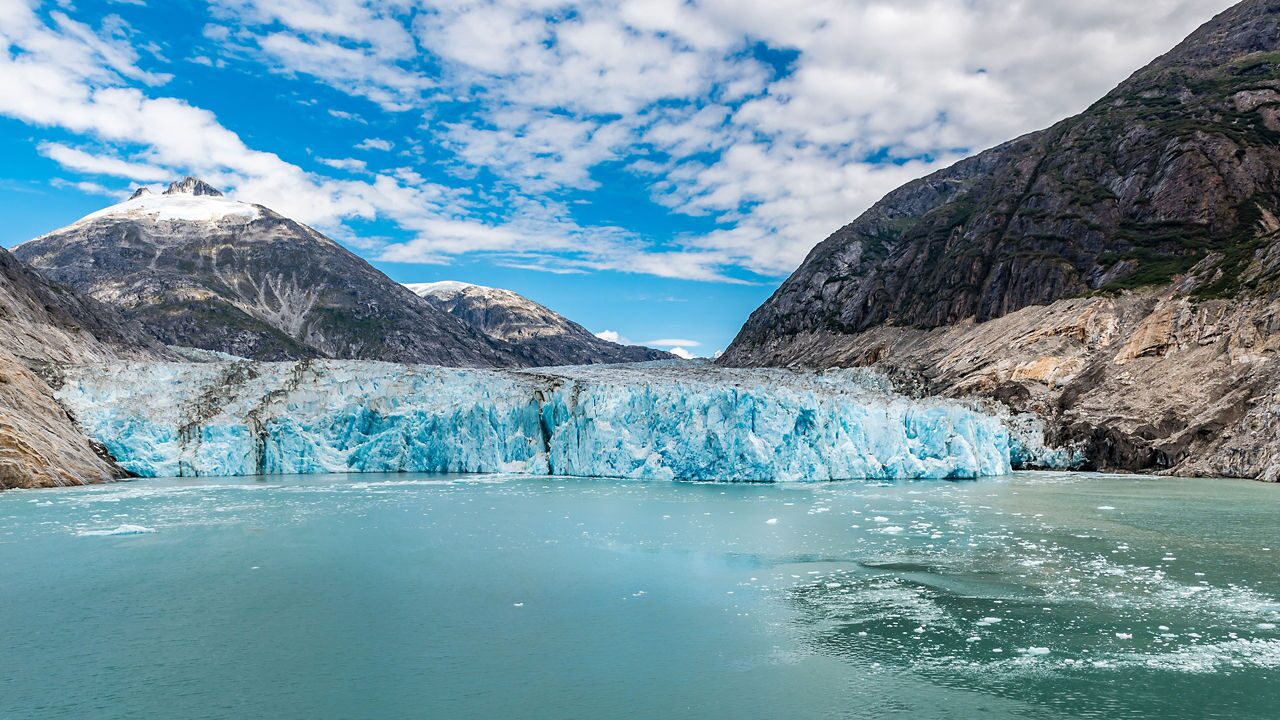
left=31, top=177, right=261, bottom=237
left=68, top=193, right=261, bottom=227
left=404, top=281, right=489, bottom=300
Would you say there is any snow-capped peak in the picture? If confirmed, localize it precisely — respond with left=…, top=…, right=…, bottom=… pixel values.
left=404, top=281, right=503, bottom=300
left=54, top=179, right=261, bottom=230
left=165, top=176, right=224, bottom=197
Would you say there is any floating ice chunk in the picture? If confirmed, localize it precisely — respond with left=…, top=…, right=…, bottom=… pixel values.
left=78, top=524, right=156, bottom=537
left=1022, top=647, right=1051, bottom=655
left=765, top=518, right=779, bottom=525
left=1097, top=506, right=1117, bottom=511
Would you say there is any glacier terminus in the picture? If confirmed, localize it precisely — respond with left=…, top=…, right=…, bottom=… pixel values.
left=54, top=361, right=1074, bottom=482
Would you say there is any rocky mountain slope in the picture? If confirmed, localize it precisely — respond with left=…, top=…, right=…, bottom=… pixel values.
left=722, top=0, right=1280, bottom=480
left=15, top=178, right=525, bottom=367
left=407, top=281, right=672, bottom=365
left=0, top=246, right=170, bottom=489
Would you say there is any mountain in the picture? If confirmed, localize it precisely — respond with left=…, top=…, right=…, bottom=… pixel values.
left=406, top=281, right=673, bottom=365
left=0, top=245, right=170, bottom=489
left=14, top=178, right=525, bottom=367
left=0, top=243, right=167, bottom=366
left=722, top=0, right=1280, bottom=480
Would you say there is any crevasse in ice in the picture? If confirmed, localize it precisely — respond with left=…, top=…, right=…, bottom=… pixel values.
left=56, top=361, right=1068, bottom=481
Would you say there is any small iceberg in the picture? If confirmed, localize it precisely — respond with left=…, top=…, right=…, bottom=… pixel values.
left=78, top=524, right=157, bottom=537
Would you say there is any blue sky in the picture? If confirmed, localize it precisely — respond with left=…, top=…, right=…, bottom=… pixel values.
left=0, top=0, right=1232, bottom=355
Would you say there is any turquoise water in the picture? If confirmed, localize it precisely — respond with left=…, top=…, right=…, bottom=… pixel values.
left=1, top=472, right=1277, bottom=719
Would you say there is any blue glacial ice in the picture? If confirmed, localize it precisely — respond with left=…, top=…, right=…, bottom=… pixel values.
left=55, top=361, right=1070, bottom=481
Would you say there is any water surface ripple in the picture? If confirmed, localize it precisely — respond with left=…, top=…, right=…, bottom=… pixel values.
left=1, top=472, right=1276, bottom=719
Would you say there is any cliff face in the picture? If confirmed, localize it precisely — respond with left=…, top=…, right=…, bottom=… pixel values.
left=721, top=0, right=1280, bottom=480
left=729, top=290, right=1280, bottom=480
left=729, top=0, right=1280, bottom=348
left=407, top=282, right=673, bottom=366
left=15, top=179, right=526, bottom=367
left=0, top=246, right=170, bottom=489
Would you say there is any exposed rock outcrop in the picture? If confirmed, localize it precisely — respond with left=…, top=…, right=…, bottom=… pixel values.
left=725, top=289, right=1280, bottom=479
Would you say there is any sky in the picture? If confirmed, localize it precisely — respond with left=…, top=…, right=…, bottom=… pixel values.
left=0, top=0, right=1237, bottom=356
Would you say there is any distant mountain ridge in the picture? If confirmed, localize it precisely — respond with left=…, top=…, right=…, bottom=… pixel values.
left=406, top=281, right=673, bottom=365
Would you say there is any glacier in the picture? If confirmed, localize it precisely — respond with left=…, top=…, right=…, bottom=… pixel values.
left=54, top=360, right=1069, bottom=482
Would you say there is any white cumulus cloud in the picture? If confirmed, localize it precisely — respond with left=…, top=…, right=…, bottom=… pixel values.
left=642, top=338, right=702, bottom=348
left=4, top=0, right=1238, bottom=283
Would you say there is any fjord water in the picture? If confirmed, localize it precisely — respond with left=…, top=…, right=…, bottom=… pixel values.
left=2, top=473, right=1277, bottom=719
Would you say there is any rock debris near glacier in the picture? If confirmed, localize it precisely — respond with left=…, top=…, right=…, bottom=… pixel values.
left=54, top=361, right=1070, bottom=482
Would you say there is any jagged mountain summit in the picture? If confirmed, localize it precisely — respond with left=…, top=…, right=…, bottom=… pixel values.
left=406, top=281, right=673, bottom=365
left=722, top=0, right=1280, bottom=481
left=15, top=178, right=527, bottom=366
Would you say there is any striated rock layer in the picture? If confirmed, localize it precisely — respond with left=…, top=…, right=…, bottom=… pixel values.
left=54, top=361, right=1064, bottom=482
left=722, top=0, right=1280, bottom=481
left=725, top=288, right=1280, bottom=480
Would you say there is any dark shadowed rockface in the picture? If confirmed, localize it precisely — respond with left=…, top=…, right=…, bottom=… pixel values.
left=15, top=178, right=526, bottom=367
left=407, top=281, right=673, bottom=366
left=722, top=0, right=1280, bottom=480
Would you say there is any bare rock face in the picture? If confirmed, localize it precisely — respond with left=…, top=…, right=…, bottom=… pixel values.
left=724, top=289, right=1280, bottom=478
left=0, top=352, right=122, bottom=489
left=0, top=244, right=165, bottom=366
left=14, top=178, right=527, bottom=367
left=0, top=245, right=170, bottom=489
left=406, top=281, right=673, bottom=366
left=722, top=0, right=1280, bottom=480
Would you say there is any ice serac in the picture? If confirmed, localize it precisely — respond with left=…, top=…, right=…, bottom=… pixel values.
left=55, top=361, right=1068, bottom=481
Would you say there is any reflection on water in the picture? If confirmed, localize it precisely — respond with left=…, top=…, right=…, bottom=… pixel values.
left=1, top=472, right=1277, bottom=719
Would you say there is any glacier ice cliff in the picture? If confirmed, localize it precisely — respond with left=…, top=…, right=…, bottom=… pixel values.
left=54, top=361, right=1073, bottom=481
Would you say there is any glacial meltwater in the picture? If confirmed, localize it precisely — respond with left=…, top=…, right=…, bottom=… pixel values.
left=2, top=472, right=1277, bottom=719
